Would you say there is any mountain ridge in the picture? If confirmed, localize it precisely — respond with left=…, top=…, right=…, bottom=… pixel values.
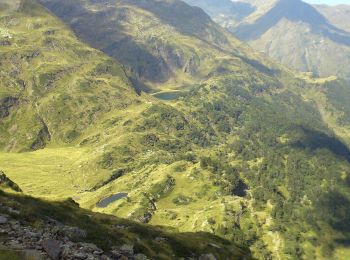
left=185, top=0, right=350, bottom=79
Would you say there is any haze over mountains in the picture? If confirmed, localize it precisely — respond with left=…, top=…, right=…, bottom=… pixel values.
left=184, top=0, right=350, bottom=80
left=1, top=0, right=350, bottom=259
left=315, top=4, right=350, bottom=33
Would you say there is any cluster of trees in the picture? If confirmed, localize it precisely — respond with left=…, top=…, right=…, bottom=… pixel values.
left=199, top=156, right=244, bottom=196
left=229, top=107, right=350, bottom=257
left=96, top=78, right=350, bottom=258
left=183, top=81, right=350, bottom=258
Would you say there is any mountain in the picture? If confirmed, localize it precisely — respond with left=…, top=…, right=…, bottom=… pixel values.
left=184, top=0, right=350, bottom=80
left=2, top=0, right=350, bottom=259
left=39, top=0, right=270, bottom=94
left=315, top=4, right=350, bottom=33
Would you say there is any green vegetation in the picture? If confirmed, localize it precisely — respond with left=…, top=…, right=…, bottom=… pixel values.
left=0, top=250, right=22, bottom=260
left=1, top=0, right=350, bottom=259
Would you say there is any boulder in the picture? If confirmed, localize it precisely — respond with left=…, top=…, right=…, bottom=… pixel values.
left=0, top=215, right=8, bottom=224
left=42, top=239, right=61, bottom=260
left=78, top=242, right=101, bottom=253
left=119, top=244, right=134, bottom=255
left=72, top=252, right=87, bottom=259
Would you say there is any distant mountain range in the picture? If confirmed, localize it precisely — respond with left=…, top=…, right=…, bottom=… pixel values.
left=184, top=0, right=350, bottom=80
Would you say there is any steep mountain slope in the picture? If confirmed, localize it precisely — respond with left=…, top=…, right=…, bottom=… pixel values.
left=2, top=0, right=350, bottom=259
left=0, top=1, right=251, bottom=258
left=0, top=0, right=139, bottom=152
left=315, top=4, right=350, bottom=33
left=185, top=0, right=350, bottom=80
left=39, top=0, right=279, bottom=94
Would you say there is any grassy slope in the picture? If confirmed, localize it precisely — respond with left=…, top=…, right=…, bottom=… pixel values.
left=0, top=0, right=142, bottom=152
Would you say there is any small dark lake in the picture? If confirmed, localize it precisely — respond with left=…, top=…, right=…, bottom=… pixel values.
left=96, top=192, right=128, bottom=208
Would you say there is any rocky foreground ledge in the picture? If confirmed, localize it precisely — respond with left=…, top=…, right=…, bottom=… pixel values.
left=0, top=212, right=150, bottom=260
left=0, top=209, right=224, bottom=260
left=0, top=175, right=250, bottom=260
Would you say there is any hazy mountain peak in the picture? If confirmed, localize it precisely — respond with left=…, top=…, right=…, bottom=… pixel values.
left=315, top=3, right=350, bottom=33
left=234, top=0, right=333, bottom=40
left=189, top=0, right=350, bottom=79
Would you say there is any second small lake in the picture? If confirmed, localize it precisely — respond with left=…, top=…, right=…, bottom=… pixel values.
left=96, top=192, right=128, bottom=208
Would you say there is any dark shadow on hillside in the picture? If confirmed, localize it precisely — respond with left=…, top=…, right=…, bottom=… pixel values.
left=0, top=190, right=250, bottom=258
left=39, top=0, right=176, bottom=87
left=291, top=127, right=350, bottom=163
left=123, top=0, right=230, bottom=47
left=38, top=0, right=86, bottom=18
left=313, top=190, right=350, bottom=245
left=234, top=0, right=350, bottom=46
left=237, top=54, right=279, bottom=76
left=102, top=39, right=171, bottom=84
left=324, top=79, right=350, bottom=125
left=305, top=190, right=350, bottom=255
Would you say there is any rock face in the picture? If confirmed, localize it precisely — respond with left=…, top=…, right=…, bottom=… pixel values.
left=0, top=96, right=19, bottom=120
left=30, top=122, right=51, bottom=151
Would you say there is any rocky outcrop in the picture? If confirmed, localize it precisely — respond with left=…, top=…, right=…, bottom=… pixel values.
left=89, top=169, right=125, bottom=192
left=0, top=213, right=148, bottom=260
left=135, top=176, right=175, bottom=223
left=0, top=40, right=11, bottom=46
left=42, top=239, right=61, bottom=260
left=0, top=97, right=19, bottom=120
left=0, top=171, right=22, bottom=192
left=30, top=121, right=51, bottom=151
